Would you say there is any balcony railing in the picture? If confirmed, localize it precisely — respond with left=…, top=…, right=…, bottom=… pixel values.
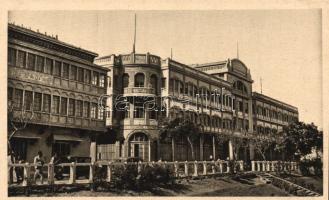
left=123, top=87, right=155, bottom=96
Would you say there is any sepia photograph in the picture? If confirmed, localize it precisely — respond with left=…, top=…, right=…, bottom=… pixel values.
left=5, top=9, right=325, bottom=197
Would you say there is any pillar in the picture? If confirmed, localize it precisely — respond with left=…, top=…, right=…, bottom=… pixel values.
left=90, top=141, right=97, bottom=162
left=229, top=140, right=234, bottom=160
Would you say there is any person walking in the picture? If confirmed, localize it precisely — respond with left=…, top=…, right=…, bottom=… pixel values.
left=33, top=151, right=44, bottom=184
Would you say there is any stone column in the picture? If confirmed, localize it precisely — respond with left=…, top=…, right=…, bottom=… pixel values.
left=229, top=140, right=234, bottom=160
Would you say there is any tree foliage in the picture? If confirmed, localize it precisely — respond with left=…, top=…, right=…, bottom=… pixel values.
left=159, top=118, right=201, bottom=160
left=276, top=121, right=323, bottom=160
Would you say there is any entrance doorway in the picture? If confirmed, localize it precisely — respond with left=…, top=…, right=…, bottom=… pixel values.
left=128, top=132, right=149, bottom=161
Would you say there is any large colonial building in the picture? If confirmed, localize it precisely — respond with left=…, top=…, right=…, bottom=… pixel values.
left=7, top=23, right=298, bottom=163
left=8, top=23, right=108, bottom=162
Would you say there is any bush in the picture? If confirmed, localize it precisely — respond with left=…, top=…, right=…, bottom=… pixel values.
left=137, top=164, right=175, bottom=190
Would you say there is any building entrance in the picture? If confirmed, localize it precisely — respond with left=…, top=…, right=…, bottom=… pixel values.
left=128, top=132, right=149, bottom=161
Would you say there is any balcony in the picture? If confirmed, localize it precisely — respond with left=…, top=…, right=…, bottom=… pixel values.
left=123, top=87, right=155, bottom=97
left=120, top=53, right=161, bottom=67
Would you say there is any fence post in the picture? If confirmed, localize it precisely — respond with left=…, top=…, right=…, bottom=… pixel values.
left=263, top=161, right=267, bottom=171
left=226, top=161, right=230, bottom=173
left=257, top=161, right=261, bottom=171
left=137, top=161, right=142, bottom=174
left=239, top=161, right=244, bottom=171
left=203, top=161, right=207, bottom=175
left=251, top=161, right=255, bottom=171
left=184, top=161, right=189, bottom=176
left=212, top=160, right=216, bottom=174
left=48, top=163, right=54, bottom=185
left=69, top=162, right=76, bottom=184
left=219, top=161, right=223, bottom=173
left=266, top=161, right=270, bottom=172
left=174, top=161, right=179, bottom=177
left=89, top=162, right=95, bottom=183
left=22, top=163, right=31, bottom=187
left=193, top=161, right=198, bottom=176
left=106, top=162, right=112, bottom=182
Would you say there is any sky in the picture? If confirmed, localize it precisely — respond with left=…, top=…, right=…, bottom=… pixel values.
left=8, top=10, right=323, bottom=128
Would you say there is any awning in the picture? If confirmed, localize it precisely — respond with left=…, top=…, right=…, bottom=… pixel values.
left=12, top=132, right=41, bottom=140
left=53, top=134, right=84, bottom=142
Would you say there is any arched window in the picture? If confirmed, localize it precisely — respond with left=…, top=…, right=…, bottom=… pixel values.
left=123, top=73, right=129, bottom=88
left=134, top=73, right=145, bottom=87
left=150, top=74, right=158, bottom=94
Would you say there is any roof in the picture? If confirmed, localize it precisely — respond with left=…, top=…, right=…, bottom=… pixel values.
left=253, top=91, right=298, bottom=112
left=8, top=23, right=98, bottom=58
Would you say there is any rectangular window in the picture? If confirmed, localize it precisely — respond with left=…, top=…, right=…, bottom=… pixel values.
left=99, top=74, right=105, bottom=87
left=54, top=61, right=61, bottom=77
left=91, top=103, right=97, bottom=119
left=83, top=102, right=90, bottom=118
left=70, top=65, right=77, bottom=81
left=43, top=94, right=51, bottom=113
left=52, top=96, right=60, bottom=114
left=8, top=47, right=16, bottom=66
left=35, top=56, right=44, bottom=72
left=68, top=99, right=75, bottom=116
left=60, top=97, right=67, bottom=115
left=27, top=53, right=36, bottom=70
left=134, top=101, right=144, bottom=118
left=161, top=78, right=166, bottom=89
left=77, top=67, right=84, bottom=82
left=84, top=69, right=91, bottom=84
left=44, top=58, right=53, bottom=74
left=239, top=101, right=243, bottom=112
left=92, top=71, right=99, bottom=85
left=33, top=92, right=42, bottom=111
left=76, top=100, right=83, bottom=117
left=24, top=91, right=33, bottom=111
left=53, top=142, right=70, bottom=157
left=17, top=50, right=26, bottom=68
left=98, top=107, right=104, bottom=120
left=63, top=63, right=69, bottom=79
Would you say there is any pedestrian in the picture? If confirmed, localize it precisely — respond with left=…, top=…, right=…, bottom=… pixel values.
left=50, top=153, right=62, bottom=180
left=33, top=151, right=44, bottom=184
left=15, top=155, right=24, bottom=183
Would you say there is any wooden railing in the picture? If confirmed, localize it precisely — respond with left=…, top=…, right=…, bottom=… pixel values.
left=8, top=160, right=244, bottom=188
left=251, top=161, right=298, bottom=172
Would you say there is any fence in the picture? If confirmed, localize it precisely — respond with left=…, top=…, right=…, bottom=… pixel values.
left=8, top=160, right=244, bottom=188
left=251, top=161, right=298, bottom=172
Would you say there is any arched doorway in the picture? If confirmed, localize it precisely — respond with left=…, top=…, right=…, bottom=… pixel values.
left=128, top=132, right=149, bottom=161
